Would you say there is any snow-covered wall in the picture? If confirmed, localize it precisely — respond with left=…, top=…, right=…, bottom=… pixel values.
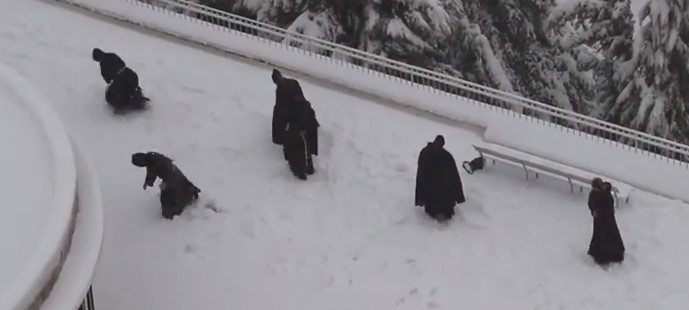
left=0, top=63, right=77, bottom=309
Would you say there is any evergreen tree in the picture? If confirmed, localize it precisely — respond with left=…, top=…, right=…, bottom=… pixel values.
left=608, top=0, right=689, bottom=143
left=464, top=0, right=594, bottom=116
left=356, top=0, right=451, bottom=67
left=590, top=0, right=635, bottom=120
left=439, top=1, right=516, bottom=95
left=550, top=0, right=635, bottom=119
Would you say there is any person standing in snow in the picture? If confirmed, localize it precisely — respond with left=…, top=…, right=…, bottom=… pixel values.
left=415, top=135, right=466, bottom=222
left=587, top=178, right=625, bottom=266
left=271, top=69, right=319, bottom=156
left=92, top=48, right=149, bottom=113
left=132, top=152, right=200, bottom=219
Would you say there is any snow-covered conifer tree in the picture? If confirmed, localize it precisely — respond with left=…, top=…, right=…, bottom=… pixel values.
left=550, top=0, right=635, bottom=118
left=608, top=0, right=689, bottom=143
left=346, top=0, right=451, bottom=67
left=435, top=1, right=516, bottom=95
left=463, top=0, right=595, bottom=115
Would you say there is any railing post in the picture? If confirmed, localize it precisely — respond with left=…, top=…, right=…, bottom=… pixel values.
left=78, top=286, right=95, bottom=310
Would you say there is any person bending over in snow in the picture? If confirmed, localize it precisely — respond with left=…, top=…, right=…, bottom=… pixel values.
left=415, top=135, right=466, bottom=222
left=132, top=152, right=200, bottom=219
left=271, top=69, right=319, bottom=154
left=92, top=48, right=149, bottom=114
left=283, top=110, right=315, bottom=180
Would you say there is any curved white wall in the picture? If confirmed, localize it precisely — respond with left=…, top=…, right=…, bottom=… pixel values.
left=41, top=137, right=104, bottom=310
left=0, top=63, right=77, bottom=309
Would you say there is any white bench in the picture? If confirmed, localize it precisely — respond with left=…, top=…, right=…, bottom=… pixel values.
left=472, top=144, right=634, bottom=206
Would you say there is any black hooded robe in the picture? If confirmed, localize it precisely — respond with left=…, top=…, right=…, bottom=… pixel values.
left=271, top=69, right=319, bottom=154
left=300, top=100, right=319, bottom=156
left=282, top=112, right=315, bottom=180
left=587, top=183, right=625, bottom=265
left=415, top=137, right=465, bottom=222
left=93, top=48, right=148, bottom=112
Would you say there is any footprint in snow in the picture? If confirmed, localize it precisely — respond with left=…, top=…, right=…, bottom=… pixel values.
left=183, top=243, right=206, bottom=259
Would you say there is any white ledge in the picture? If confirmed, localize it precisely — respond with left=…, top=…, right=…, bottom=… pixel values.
left=41, top=137, right=104, bottom=310
left=0, top=62, right=77, bottom=309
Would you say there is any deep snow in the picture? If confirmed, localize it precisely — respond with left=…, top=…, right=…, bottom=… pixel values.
left=1, top=0, right=688, bottom=309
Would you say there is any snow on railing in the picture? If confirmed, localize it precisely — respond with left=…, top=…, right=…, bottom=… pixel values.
left=64, top=0, right=689, bottom=166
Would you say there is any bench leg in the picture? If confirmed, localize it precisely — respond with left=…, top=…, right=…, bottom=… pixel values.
left=567, top=177, right=574, bottom=193
left=521, top=163, right=529, bottom=181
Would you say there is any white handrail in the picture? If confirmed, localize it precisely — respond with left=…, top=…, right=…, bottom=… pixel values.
left=71, top=0, right=689, bottom=165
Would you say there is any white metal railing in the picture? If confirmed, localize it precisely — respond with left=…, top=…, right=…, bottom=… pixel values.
left=82, top=0, right=689, bottom=165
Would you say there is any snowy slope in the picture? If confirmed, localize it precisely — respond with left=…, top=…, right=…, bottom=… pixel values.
left=1, top=1, right=689, bottom=309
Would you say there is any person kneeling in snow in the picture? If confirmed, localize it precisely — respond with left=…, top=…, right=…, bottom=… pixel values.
left=415, top=135, right=466, bottom=222
left=92, top=48, right=149, bottom=113
left=132, top=152, right=200, bottom=219
left=283, top=110, right=315, bottom=180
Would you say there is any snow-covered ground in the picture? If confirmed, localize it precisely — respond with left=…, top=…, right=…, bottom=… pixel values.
left=1, top=0, right=689, bottom=309
left=0, top=67, right=54, bottom=296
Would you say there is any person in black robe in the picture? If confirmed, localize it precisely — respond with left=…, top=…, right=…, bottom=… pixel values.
left=282, top=110, right=315, bottom=180
left=92, top=48, right=149, bottom=113
left=298, top=100, right=319, bottom=157
left=415, top=135, right=466, bottom=222
left=271, top=69, right=319, bottom=155
left=587, top=178, right=625, bottom=266
left=132, top=152, right=200, bottom=219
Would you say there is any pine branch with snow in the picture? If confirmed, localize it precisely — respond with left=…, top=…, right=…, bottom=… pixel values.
left=606, top=0, right=689, bottom=143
